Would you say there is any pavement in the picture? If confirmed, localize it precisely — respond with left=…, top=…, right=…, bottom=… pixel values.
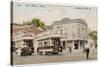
left=12, top=49, right=97, bottom=65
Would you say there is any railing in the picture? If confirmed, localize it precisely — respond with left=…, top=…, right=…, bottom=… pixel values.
left=38, top=46, right=54, bottom=50
left=37, top=46, right=63, bottom=52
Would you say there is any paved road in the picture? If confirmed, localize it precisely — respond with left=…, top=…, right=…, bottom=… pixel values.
left=13, top=49, right=97, bottom=65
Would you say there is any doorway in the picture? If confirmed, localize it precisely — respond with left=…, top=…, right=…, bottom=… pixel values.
left=74, top=41, right=79, bottom=49
left=23, top=40, right=34, bottom=53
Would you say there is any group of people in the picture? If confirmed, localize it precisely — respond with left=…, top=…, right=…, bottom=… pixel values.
left=67, top=42, right=96, bottom=60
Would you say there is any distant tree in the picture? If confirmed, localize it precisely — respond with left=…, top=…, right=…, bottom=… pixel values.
left=22, top=18, right=47, bottom=30
left=31, top=18, right=47, bottom=30
left=89, top=31, right=97, bottom=41
left=40, top=22, right=47, bottom=30
left=31, top=18, right=41, bottom=27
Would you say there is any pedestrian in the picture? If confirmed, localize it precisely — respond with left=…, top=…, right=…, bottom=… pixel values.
left=16, top=47, right=22, bottom=56
left=84, top=43, right=90, bottom=59
left=69, top=47, right=72, bottom=54
left=91, top=43, right=95, bottom=53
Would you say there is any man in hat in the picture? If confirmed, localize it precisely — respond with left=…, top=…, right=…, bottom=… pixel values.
left=84, top=42, right=90, bottom=59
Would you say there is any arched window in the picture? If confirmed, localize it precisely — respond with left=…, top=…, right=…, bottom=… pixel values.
left=39, top=42, right=42, bottom=47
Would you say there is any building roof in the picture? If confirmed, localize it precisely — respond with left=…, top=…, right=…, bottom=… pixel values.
left=53, top=18, right=87, bottom=26
left=14, top=32, right=35, bottom=41
left=37, top=34, right=62, bottom=41
left=47, top=25, right=53, bottom=30
left=11, top=23, right=44, bottom=41
left=12, top=24, right=43, bottom=35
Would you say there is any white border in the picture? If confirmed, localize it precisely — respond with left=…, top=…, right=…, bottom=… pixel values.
left=13, top=0, right=97, bottom=8
left=0, top=0, right=100, bottom=67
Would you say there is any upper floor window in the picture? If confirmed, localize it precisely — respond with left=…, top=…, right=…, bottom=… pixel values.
left=77, top=31, right=80, bottom=38
left=57, top=26, right=62, bottom=29
left=38, top=42, right=42, bottom=47
left=72, top=33, right=75, bottom=39
left=60, top=29, right=63, bottom=35
left=64, top=33, right=67, bottom=38
left=44, top=42, right=48, bottom=46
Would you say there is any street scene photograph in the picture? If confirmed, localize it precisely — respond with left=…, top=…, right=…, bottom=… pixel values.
left=11, top=1, right=97, bottom=65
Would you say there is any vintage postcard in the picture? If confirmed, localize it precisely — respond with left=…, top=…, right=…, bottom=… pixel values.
left=11, top=1, right=97, bottom=65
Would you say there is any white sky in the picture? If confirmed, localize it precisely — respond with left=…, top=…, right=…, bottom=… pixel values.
left=13, top=2, right=97, bottom=31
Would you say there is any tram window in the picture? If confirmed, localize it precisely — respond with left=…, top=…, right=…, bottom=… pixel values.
left=44, top=42, right=47, bottom=44
left=39, top=42, right=42, bottom=47
left=44, top=42, right=48, bottom=46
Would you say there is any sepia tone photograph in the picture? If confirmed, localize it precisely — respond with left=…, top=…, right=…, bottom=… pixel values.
left=11, top=1, right=97, bottom=65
